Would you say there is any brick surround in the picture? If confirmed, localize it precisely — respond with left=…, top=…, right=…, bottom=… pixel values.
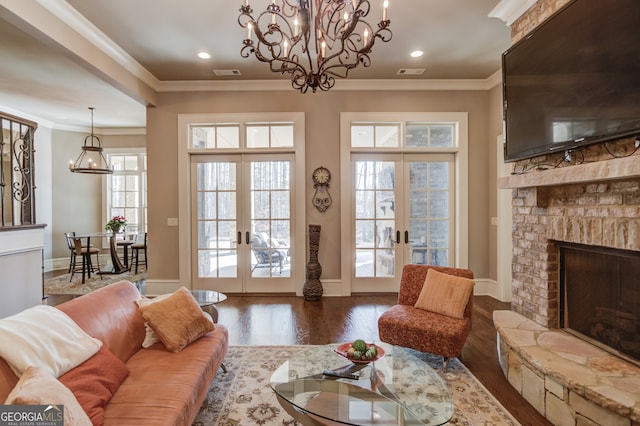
left=510, top=164, right=640, bottom=327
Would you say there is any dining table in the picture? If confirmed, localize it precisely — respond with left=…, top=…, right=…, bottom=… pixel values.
left=74, top=232, right=135, bottom=275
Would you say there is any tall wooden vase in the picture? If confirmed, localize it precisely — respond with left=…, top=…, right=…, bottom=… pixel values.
left=303, top=224, right=323, bottom=301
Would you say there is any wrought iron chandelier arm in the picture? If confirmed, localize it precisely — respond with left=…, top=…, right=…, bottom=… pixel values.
left=237, top=0, right=391, bottom=94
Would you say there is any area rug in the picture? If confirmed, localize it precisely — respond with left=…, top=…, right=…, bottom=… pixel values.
left=193, top=346, right=520, bottom=426
left=44, top=269, right=146, bottom=295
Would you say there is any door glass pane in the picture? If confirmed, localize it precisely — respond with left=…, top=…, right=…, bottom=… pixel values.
left=408, top=161, right=449, bottom=266
left=196, top=162, right=238, bottom=278
left=354, top=161, right=396, bottom=277
left=250, top=161, right=291, bottom=278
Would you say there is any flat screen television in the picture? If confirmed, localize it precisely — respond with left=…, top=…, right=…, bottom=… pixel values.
left=502, top=0, right=640, bottom=162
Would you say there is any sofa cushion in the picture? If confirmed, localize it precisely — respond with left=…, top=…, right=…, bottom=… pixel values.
left=59, top=345, right=129, bottom=426
left=0, top=305, right=102, bottom=377
left=104, top=324, right=229, bottom=426
left=5, top=366, right=92, bottom=426
left=414, top=268, right=475, bottom=319
left=139, top=287, right=214, bottom=352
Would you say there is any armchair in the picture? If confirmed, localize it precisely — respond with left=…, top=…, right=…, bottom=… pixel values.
left=377, top=264, right=475, bottom=371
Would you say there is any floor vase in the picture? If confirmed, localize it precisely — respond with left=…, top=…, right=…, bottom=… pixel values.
left=303, top=224, right=323, bottom=301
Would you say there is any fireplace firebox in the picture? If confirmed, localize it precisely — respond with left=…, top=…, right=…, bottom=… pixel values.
left=559, top=242, right=640, bottom=365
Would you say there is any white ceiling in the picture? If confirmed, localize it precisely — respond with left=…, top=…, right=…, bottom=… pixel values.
left=0, top=0, right=512, bottom=129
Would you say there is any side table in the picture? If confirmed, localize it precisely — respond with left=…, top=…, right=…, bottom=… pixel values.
left=190, top=290, right=227, bottom=323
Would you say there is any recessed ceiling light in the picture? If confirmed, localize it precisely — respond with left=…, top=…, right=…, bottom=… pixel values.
left=198, top=51, right=211, bottom=59
left=410, top=50, right=424, bottom=58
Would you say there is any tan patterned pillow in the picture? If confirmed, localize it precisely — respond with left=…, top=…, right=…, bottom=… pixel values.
left=139, top=287, right=214, bottom=352
left=414, top=268, right=475, bottom=319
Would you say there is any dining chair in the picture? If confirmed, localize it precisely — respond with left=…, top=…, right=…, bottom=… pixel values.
left=64, top=232, right=98, bottom=275
left=69, top=236, right=101, bottom=283
left=131, top=232, right=147, bottom=274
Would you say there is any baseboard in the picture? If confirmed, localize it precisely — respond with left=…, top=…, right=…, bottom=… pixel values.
left=474, top=278, right=511, bottom=302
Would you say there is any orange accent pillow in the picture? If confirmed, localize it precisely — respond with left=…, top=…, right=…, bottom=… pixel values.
left=59, top=345, right=129, bottom=426
left=139, top=287, right=215, bottom=352
left=5, top=366, right=92, bottom=426
left=414, top=268, right=475, bottom=319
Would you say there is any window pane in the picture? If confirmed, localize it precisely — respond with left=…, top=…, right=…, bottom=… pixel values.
left=218, top=192, right=235, bottom=220
left=198, top=192, right=216, bottom=220
left=124, top=156, right=138, bottom=170
left=125, top=175, right=139, bottom=190
left=406, top=125, right=429, bottom=147
left=430, top=125, right=453, bottom=147
left=111, top=156, right=125, bottom=171
left=271, top=125, right=294, bottom=147
left=429, top=162, right=448, bottom=190
left=375, top=125, right=400, bottom=147
left=351, top=125, right=373, bottom=147
left=217, top=126, right=239, bottom=148
left=247, top=125, right=269, bottom=148
left=192, top=126, right=215, bottom=148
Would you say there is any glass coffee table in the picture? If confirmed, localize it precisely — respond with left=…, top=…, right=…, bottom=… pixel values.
left=270, top=343, right=453, bottom=425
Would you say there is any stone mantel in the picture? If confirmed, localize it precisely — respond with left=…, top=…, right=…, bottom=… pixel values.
left=499, top=155, right=640, bottom=190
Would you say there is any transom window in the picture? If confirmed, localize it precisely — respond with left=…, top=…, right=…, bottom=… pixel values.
left=190, top=122, right=294, bottom=150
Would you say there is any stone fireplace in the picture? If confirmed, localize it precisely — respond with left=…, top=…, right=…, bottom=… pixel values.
left=495, top=140, right=640, bottom=425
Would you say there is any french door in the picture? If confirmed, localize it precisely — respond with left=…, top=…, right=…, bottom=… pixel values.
left=351, top=153, right=454, bottom=292
left=191, top=154, right=295, bottom=293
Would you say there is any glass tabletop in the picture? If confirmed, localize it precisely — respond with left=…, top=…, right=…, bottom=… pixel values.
left=270, top=343, right=453, bottom=426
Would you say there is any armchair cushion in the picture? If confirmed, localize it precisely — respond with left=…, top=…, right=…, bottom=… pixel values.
left=414, top=268, right=475, bottom=319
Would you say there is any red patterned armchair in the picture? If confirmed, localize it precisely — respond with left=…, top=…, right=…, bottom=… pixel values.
left=377, top=264, right=475, bottom=370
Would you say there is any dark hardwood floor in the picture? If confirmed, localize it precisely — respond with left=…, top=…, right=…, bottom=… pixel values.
left=46, top=275, right=550, bottom=425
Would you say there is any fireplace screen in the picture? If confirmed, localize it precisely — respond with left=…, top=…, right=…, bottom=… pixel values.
left=560, top=243, right=640, bottom=364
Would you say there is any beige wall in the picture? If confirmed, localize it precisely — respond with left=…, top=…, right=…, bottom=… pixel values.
left=51, top=129, right=145, bottom=259
left=147, top=88, right=500, bottom=286
left=488, top=84, right=505, bottom=280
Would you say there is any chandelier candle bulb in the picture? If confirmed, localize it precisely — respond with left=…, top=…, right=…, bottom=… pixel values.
left=283, top=40, right=289, bottom=56
left=364, top=28, right=369, bottom=45
left=247, top=22, right=252, bottom=40
left=321, top=40, right=326, bottom=58
left=383, top=0, right=388, bottom=21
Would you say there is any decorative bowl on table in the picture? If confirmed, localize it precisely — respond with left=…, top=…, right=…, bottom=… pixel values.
left=335, top=341, right=385, bottom=364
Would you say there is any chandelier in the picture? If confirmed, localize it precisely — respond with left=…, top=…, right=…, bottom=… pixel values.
left=69, top=107, right=113, bottom=174
left=238, top=0, right=392, bottom=93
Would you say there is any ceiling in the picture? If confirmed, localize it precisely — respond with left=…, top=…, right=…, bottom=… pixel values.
left=0, top=0, right=512, bottom=129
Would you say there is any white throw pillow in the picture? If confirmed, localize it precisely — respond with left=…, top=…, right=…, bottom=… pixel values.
left=0, top=305, right=102, bottom=378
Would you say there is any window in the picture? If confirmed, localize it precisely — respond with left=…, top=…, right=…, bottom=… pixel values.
left=105, top=151, right=147, bottom=233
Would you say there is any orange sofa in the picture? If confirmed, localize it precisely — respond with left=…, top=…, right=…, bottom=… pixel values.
left=0, top=281, right=229, bottom=426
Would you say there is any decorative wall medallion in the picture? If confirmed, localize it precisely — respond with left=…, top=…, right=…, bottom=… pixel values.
left=312, top=166, right=332, bottom=212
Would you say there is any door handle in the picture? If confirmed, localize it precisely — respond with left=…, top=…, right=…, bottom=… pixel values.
left=246, top=231, right=250, bottom=245
left=404, top=231, right=409, bottom=244
left=237, top=231, right=242, bottom=245
left=396, top=231, right=400, bottom=244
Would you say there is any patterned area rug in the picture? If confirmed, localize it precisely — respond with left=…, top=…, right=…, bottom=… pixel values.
left=44, top=269, right=146, bottom=295
left=194, top=346, right=520, bottom=426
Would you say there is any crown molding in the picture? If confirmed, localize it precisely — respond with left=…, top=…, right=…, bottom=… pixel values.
left=157, top=73, right=503, bottom=93
left=489, top=0, right=537, bottom=26
left=53, top=123, right=146, bottom=135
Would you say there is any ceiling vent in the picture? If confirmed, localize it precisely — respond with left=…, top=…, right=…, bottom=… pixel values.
left=213, top=69, right=242, bottom=76
left=397, top=68, right=425, bottom=75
